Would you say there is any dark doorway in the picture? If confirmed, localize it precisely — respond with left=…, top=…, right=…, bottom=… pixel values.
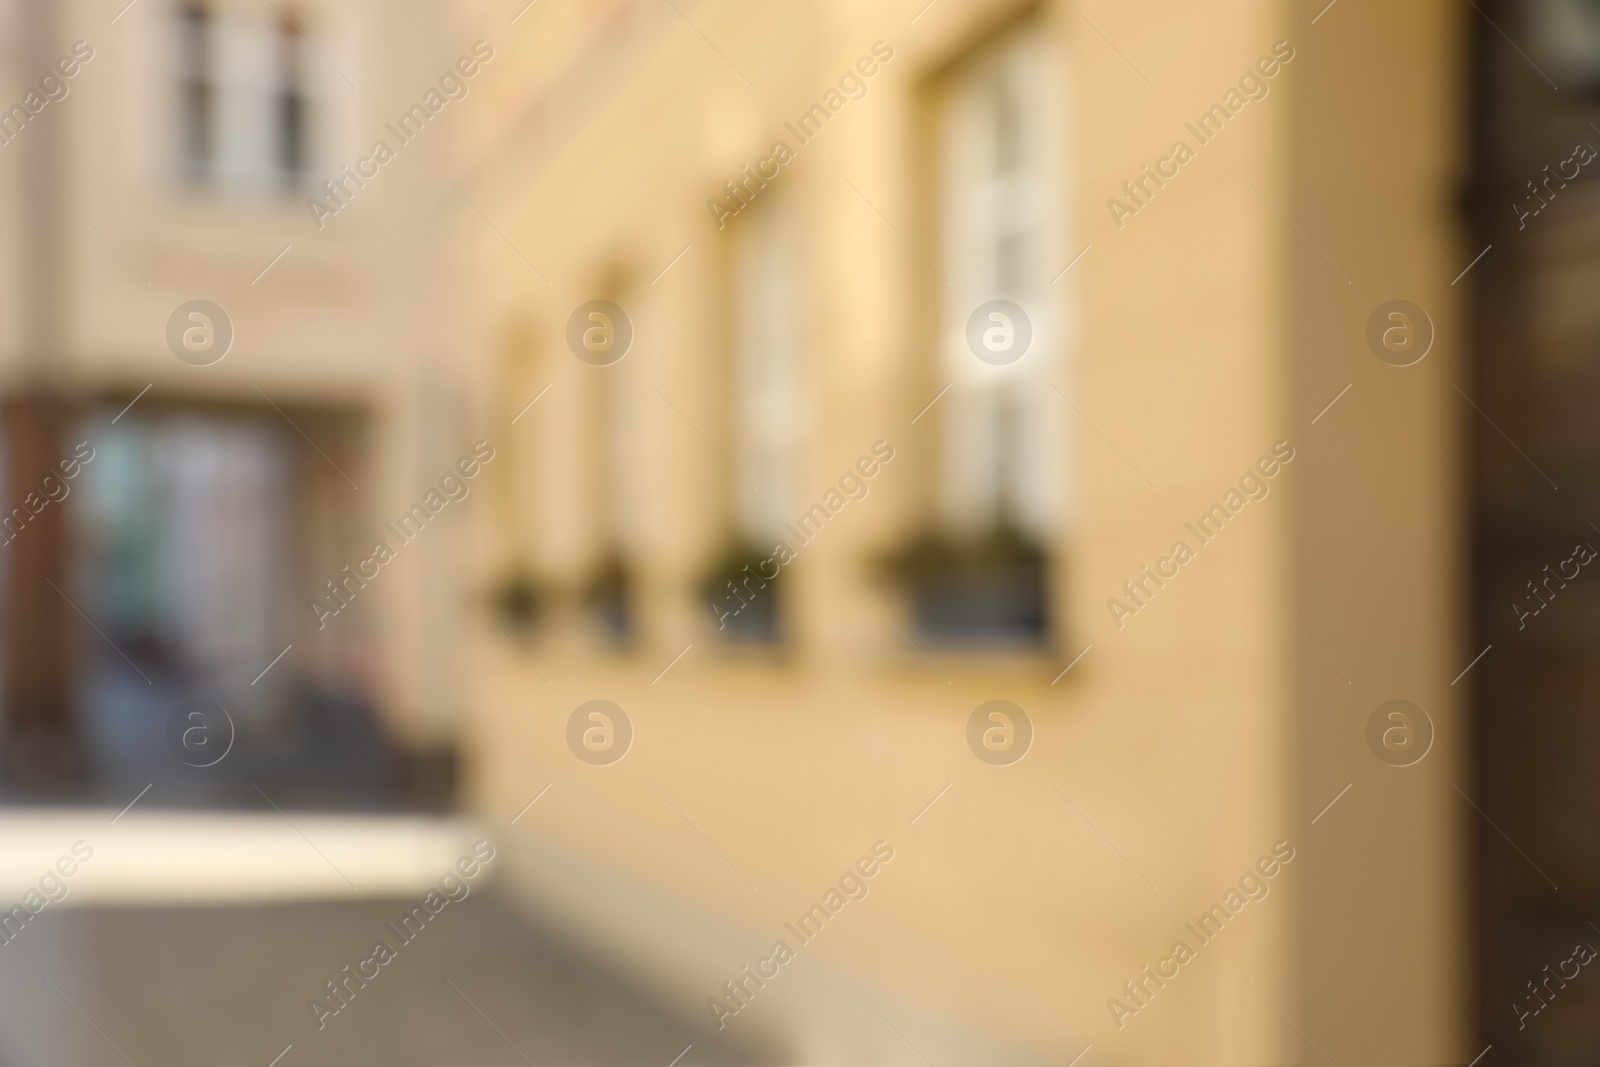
left=0, top=396, right=453, bottom=812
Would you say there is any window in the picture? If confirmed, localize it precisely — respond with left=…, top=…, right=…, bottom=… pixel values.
left=178, top=4, right=214, bottom=178
left=274, top=16, right=309, bottom=182
left=175, top=5, right=311, bottom=191
left=712, top=195, right=802, bottom=642
left=1531, top=0, right=1600, bottom=91
left=74, top=412, right=296, bottom=711
left=733, top=195, right=802, bottom=546
left=939, top=25, right=1064, bottom=542
left=895, top=22, right=1067, bottom=643
left=587, top=283, right=646, bottom=642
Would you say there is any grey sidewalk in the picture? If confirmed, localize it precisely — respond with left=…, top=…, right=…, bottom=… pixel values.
left=0, top=892, right=780, bottom=1066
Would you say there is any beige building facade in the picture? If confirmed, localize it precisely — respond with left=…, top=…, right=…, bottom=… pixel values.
left=0, top=0, right=478, bottom=786
left=462, top=0, right=1467, bottom=1063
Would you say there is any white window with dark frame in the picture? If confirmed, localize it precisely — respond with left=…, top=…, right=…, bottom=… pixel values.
left=177, top=3, right=215, bottom=179
left=175, top=3, right=311, bottom=192
left=588, top=314, right=647, bottom=642
left=273, top=16, right=308, bottom=181
left=734, top=194, right=803, bottom=546
left=711, top=193, right=803, bottom=642
left=899, top=22, right=1069, bottom=642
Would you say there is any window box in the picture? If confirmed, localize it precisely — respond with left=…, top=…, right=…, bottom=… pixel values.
left=878, top=527, right=1049, bottom=643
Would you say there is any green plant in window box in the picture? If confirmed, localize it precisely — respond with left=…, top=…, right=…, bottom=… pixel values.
left=584, top=550, right=635, bottom=640
left=700, top=539, right=783, bottom=641
left=875, top=524, right=1050, bottom=642
left=487, top=568, right=546, bottom=629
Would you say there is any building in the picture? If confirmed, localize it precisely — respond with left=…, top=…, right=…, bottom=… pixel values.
left=460, top=0, right=1469, bottom=1063
left=0, top=0, right=474, bottom=804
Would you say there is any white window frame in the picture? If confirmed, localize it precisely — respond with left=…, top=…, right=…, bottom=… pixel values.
left=936, top=24, right=1073, bottom=544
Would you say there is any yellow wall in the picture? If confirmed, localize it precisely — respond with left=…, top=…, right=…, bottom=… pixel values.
left=1289, top=2, right=1468, bottom=1063
left=461, top=0, right=1466, bottom=1062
